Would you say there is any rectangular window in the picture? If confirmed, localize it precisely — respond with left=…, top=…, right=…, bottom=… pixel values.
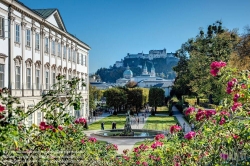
left=26, top=68, right=31, bottom=89
left=15, top=24, right=20, bottom=43
left=26, top=29, right=31, bottom=46
left=27, top=114, right=33, bottom=127
left=35, top=33, right=40, bottom=50
left=63, top=46, right=66, bottom=58
left=45, top=71, right=49, bottom=89
left=83, top=55, right=86, bottom=66
left=52, top=40, right=55, bottom=55
left=15, top=66, right=21, bottom=89
left=77, top=53, right=80, bottom=64
left=58, top=43, right=61, bottom=57
left=36, top=69, right=40, bottom=89
left=0, top=64, right=4, bottom=88
left=81, top=54, right=83, bottom=65
left=45, top=37, right=49, bottom=52
left=73, top=51, right=76, bottom=62
left=0, top=17, right=4, bottom=37
left=68, top=48, right=71, bottom=60
left=37, top=111, right=41, bottom=125
left=52, top=72, right=56, bottom=86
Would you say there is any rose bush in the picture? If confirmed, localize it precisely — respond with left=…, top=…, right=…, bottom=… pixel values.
left=0, top=76, right=118, bottom=165
left=117, top=61, right=249, bottom=165
left=0, top=62, right=249, bottom=165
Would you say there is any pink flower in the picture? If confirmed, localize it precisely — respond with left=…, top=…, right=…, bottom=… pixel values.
left=233, top=93, right=240, bottom=102
left=226, top=78, right=238, bottom=94
left=232, top=102, right=242, bottom=111
left=174, top=163, right=181, bottom=166
left=88, top=137, right=97, bottom=143
left=0, top=105, right=5, bottom=112
left=81, top=139, right=85, bottom=144
left=196, top=109, right=206, bottom=121
left=185, top=107, right=195, bottom=116
left=151, top=141, right=163, bottom=149
left=113, top=144, right=118, bottom=150
left=142, top=162, right=148, bottom=166
left=219, top=117, right=226, bottom=125
left=136, top=161, right=140, bottom=165
left=184, top=131, right=196, bottom=140
left=210, top=61, right=226, bottom=76
left=170, top=125, right=182, bottom=134
left=139, top=144, right=148, bottom=151
left=205, top=110, right=216, bottom=118
left=58, top=126, right=63, bottom=130
left=241, top=83, right=247, bottom=89
left=220, top=153, right=228, bottom=160
left=75, top=117, right=87, bottom=125
left=155, top=134, right=165, bottom=140
left=123, top=156, right=130, bottom=161
left=232, top=134, right=239, bottom=139
left=39, top=122, right=49, bottom=130
left=133, top=147, right=139, bottom=153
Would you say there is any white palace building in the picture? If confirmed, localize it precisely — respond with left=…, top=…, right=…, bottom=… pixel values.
left=0, top=0, right=90, bottom=126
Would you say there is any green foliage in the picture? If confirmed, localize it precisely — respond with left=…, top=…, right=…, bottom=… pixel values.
left=173, top=21, right=238, bottom=101
left=0, top=76, right=119, bottom=165
left=148, top=87, right=165, bottom=112
left=103, top=87, right=127, bottom=111
left=127, top=88, right=143, bottom=112
left=89, top=84, right=103, bottom=110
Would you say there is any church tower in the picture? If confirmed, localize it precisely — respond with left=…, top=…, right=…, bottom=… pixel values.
left=142, top=63, right=148, bottom=75
left=151, top=64, right=156, bottom=77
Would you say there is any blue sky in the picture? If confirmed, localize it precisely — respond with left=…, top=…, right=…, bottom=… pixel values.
left=20, top=0, right=250, bottom=73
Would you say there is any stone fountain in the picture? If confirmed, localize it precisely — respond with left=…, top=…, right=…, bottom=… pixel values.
left=119, top=110, right=134, bottom=136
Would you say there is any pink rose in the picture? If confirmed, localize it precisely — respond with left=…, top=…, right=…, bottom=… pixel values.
left=185, top=107, right=195, bottom=116
left=232, top=102, right=242, bottom=111
left=184, top=131, right=196, bottom=140
left=170, top=125, right=182, bottom=134
left=220, top=153, right=228, bottom=160
left=155, top=134, right=165, bottom=140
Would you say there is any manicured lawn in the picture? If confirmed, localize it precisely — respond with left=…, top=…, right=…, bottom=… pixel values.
left=155, top=106, right=169, bottom=114
left=143, top=115, right=177, bottom=131
left=87, top=115, right=126, bottom=130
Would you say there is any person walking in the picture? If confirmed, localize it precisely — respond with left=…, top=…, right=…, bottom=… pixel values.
left=101, top=122, right=104, bottom=130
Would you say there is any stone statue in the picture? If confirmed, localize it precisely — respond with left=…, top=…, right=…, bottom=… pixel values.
left=120, top=110, right=134, bottom=136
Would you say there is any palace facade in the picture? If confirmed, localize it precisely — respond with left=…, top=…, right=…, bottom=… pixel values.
left=0, top=0, right=90, bottom=126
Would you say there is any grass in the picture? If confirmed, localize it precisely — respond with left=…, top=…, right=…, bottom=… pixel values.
left=87, top=115, right=126, bottom=130
left=143, top=115, right=177, bottom=131
left=155, top=106, right=169, bottom=115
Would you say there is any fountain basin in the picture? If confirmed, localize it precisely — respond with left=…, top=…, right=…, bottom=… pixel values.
left=92, top=129, right=164, bottom=139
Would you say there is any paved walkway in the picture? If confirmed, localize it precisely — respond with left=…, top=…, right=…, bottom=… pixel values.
left=87, top=112, right=111, bottom=125
left=172, top=106, right=191, bottom=133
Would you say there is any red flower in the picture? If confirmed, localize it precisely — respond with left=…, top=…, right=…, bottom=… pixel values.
left=142, top=162, right=148, bottom=166
left=170, top=125, right=182, bottom=134
left=205, top=110, right=216, bottom=118
left=232, top=102, right=242, bottom=111
left=75, top=117, right=87, bottom=125
left=88, top=137, right=97, bottom=143
left=184, top=131, right=196, bottom=140
left=233, top=93, right=240, bottom=102
left=185, top=107, right=195, bottom=116
left=151, top=141, right=163, bottom=149
left=196, top=109, right=206, bottom=121
left=210, top=61, right=226, bottom=76
left=219, top=117, right=226, bottom=125
left=0, top=105, right=5, bottom=112
left=81, top=139, right=85, bottom=144
left=232, top=134, right=239, bottom=139
left=155, top=134, right=165, bottom=140
left=58, top=126, right=63, bottom=130
left=241, top=83, right=247, bottom=89
left=136, top=161, right=140, bottom=165
left=220, top=153, right=228, bottom=160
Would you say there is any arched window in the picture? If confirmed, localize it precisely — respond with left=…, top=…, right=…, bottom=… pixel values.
left=25, top=58, right=32, bottom=89
left=14, top=56, right=22, bottom=89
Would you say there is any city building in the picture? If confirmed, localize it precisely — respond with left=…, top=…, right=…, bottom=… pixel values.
left=116, top=64, right=174, bottom=96
left=0, top=0, right=90, bottom=126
